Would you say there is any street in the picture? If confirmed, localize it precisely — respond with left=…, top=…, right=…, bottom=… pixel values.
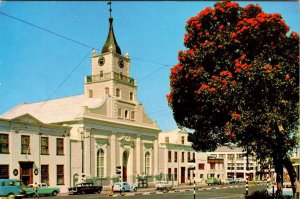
left=34, top=184, right=267, bottom=199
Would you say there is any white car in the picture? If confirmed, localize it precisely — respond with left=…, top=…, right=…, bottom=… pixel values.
left=267, top=182, right=293, bottom=196
left=113, top=182, right=137, bottom=192
left=236, top=178, right=246, bottom=183
left=155, top=181, right=172, bottom=191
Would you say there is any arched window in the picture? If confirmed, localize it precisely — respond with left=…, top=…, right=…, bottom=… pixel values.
left=97, top=149, right=105, bottom=177
left=116, top=88, right=120, bottom=97
left=145, top=152, right=150, bottom=175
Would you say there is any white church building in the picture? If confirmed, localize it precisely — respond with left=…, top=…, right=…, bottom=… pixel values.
left=0, top=10, right=160, bottom=192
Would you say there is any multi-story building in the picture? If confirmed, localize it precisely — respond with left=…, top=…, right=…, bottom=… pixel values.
left=1, top=9, right=160, bottom=191
left=207, top=146, right=258, bottom=181
left=158, top=129, right=197, bottom=186
left=0, top=116, right=71, bottom=192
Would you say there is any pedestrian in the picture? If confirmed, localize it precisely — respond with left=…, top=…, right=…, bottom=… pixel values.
left=33, top=182, right=39, bottom=198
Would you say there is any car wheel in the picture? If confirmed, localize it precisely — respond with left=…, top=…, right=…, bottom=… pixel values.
left=122, top=188, right=125, bottom=192
left=81, top=190, right=85, bottom=194
left=52, top=191, right=58, bottom=196
left=163, top=187, right=167, bottom=192
left=133, top=187, right=137, bottom=192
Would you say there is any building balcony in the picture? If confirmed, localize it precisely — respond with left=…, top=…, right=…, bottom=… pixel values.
left=85, top=72, right=136, bottom=86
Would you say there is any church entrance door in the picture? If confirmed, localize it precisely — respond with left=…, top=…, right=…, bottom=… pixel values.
left=122, top=151, right=129, bottom=182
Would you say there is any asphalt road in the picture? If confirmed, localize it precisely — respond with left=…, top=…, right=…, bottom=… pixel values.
left=33, top=184, right=267, bottom=199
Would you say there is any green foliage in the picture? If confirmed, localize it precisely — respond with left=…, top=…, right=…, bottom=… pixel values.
left=168, top=0, right=299, bottom=160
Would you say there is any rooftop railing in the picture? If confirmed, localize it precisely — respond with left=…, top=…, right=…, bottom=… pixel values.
left=85, top=72, right=135, bottom=86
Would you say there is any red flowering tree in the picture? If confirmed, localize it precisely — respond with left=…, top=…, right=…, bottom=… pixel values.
left=167, top=1, right=299, bottom=194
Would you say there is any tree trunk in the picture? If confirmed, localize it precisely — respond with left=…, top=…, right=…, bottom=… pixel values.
left=283, top=156, right=297, bottom=196
left=274, top=158, right=283, bottom=195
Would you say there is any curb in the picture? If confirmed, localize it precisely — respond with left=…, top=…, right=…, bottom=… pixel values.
left=107, top=183, right=264, bottom=197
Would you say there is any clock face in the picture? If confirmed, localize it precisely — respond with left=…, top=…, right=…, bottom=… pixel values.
left=118, top=58, right=124, bottom=68
left=98, top=56, right=105, bottom=66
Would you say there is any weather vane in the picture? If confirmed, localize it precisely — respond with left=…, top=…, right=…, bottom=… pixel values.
left=107, top=2, right=112, bottom=18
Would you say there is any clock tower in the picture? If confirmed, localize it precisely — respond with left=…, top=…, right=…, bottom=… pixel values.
left=84, top=7, right=138, bottom=120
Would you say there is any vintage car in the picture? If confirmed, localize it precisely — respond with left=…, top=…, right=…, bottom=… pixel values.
left=155, top=181, right=172, bottom=191
left=224, top=178, right=237, bottom=184
left=26, top=183, right=60, bottom=196
left=0, top=179, right=26, bottom=198
left=68, top=182, right=102, bottom=194
left=113, top=182, right=137, bottom=192
left=205, top=177, right=221, bottom=185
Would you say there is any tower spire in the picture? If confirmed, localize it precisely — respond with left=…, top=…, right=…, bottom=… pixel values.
left=101, top=1, right=122, bottom=55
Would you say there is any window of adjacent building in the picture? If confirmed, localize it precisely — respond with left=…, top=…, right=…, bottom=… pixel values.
left=237, top=163, right=244, bottom=170
left=105, top=87, right=109, bottom=95
left=227, top=163, right=235, bottom=170
left=165, top=137, right=169, bottom=143
left=129, top=92, right=133, bottom=101
left=41, top=165, right=49, bottom=184
left=0, top=165, right=9, bottom=179
left=168, top=168, right=172, bottom=181
left=97, top=149, right=105, bottom=177
left=100, top=70, right=103, bottom=78
left=56, top=138, right=64, bottom=155
left=227, top=154, right=234, bottom=161
left=181, top=152, right=185, bottom=162
left=174, top=168, right=178, bottom=181
left=210, top=163, right=216, bottom=170
left=124, top=110, right=129, bottom=119
left=145, top=152, right=150, bottom=175
left=21, top=135, right=30, bottom=154
left=118, top=108, right=122, bottom=118
left=57, top=165, right=64, bottom=185
left=0, top=134, right=9, bottom=153
left=237, top=154, right=244, bottom=161
left=168, top=151, right=172, bottom=162
left=131, top=111, right=135, bottom=120
left=188, top=152, right=190, bottom=161
left=193, top=152, right=195, bottom=161
left=41, top=137, right=49, bottom=155
left=200, top=174, right=204, bottom=179
left=219, top=154, right=225, bottom=159
left=198, top=163, right=205, bottom=170
left=181, top=136, right=185, bottom=144
left=249, top=163, right=254, bottom=170
left=116, top=88, right=120, bottom=97
left=88, top=89, right=93, bottom=98
left=174, top=151, right=177, bottom=162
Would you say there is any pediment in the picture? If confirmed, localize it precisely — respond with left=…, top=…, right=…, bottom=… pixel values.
left=119, top=135, right=135, bottom=147
left=10, top=114, right=44, bottom=125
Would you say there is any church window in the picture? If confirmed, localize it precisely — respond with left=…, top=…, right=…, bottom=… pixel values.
left=165, top=137, right=169, bottom=143
left=100, top=70, right=104, bottom=78
left=181, top=136, right=185, bottom=144
left=116, top=88, right=120, bottom=97
left=97, top=149, right=105, bottom=177
left=145, top=152, right=150, bottom=175
left=118, top=108, right=122, bottom=118
left=0, top=134, right=9, bottom=153
left=88, top=89, right=93, bottom=98
left=130, top=92, right=133, bottom=101
left=131, top=111, right=135, bottom=120
left=21, top=135, right=30, bottom=154
left=105, top=87, right=109, bottom=95
left=125, top=110, right=129, bottom=119
left=168, top=151, right=172, bottom=162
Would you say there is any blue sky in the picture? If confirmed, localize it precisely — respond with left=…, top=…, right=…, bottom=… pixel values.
left=0, top=1, right=299, bottom=130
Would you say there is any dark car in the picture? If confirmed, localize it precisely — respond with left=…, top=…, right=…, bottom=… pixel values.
left=68, top=182, right=102, bottom=195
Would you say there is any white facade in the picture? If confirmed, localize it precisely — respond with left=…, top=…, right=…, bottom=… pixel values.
left=0, top=14, right=160, bottom=192
left=0, top=116, right=71, bottom=192
left=158, top=129, right=198, bottom=186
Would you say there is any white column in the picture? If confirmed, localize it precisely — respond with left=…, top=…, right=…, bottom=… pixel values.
left=110, top=133, right=116, bottom=177
left=154, top=138, right=159, bottom=176
left=136, top=136, right=141, bottom=175
left=84, top=128, right=91, bottom=177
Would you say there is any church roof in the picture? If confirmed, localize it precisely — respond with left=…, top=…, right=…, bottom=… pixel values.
left=0, top=95, right=105, bottom=124
left=101, top=17, right=122, bottom=55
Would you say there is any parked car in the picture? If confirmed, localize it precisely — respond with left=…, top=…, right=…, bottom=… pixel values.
left=155, top=181, right=172, bottom=191
left=267, top=182, right=293, bottom=196
left=113, top=182, right=137, bottom=192
left=224, top=178, right=237, bottom=184
left=0, top=179, right=26, bottom=198
left=205, top=177, right=221, bottom=185
left=26, top=183, right=60, bottom=196
left=68, top=182, right=102, bottom=194
left=236, top=178, right=246, bottom=183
